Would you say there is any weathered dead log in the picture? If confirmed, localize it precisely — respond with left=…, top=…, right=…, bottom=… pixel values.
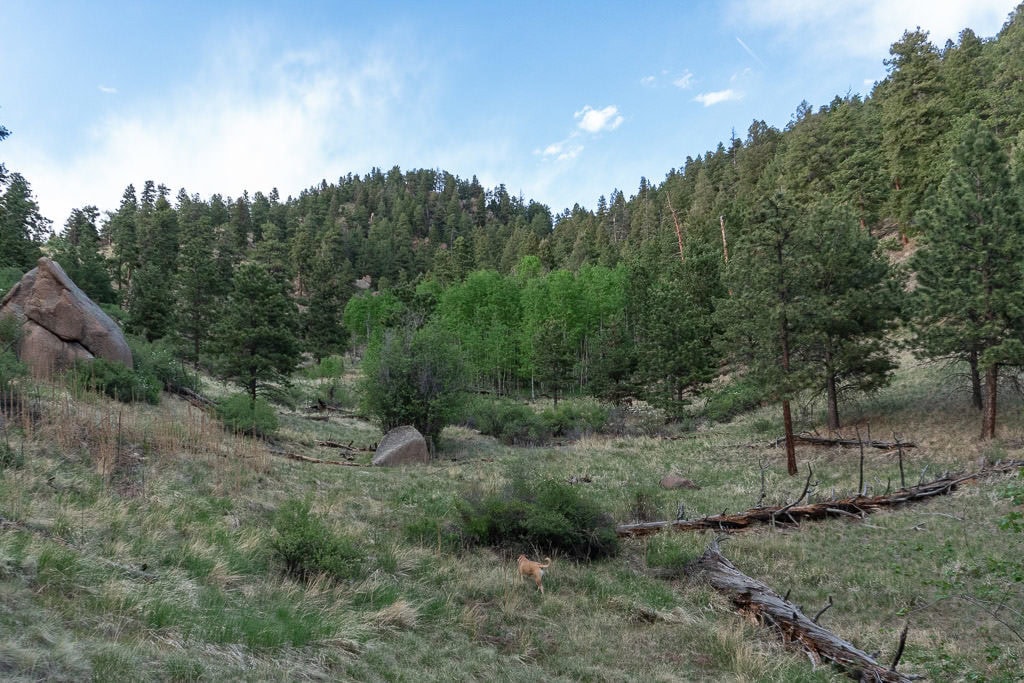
left=316, top=439, right=374, bottom=453
left=617, top=465, right=1019, bottom=538
left=270, top=449, right=365, bottom=467
left=166, top=383, right=215, bottom=408
left=793, top=433, right=917, bottom=450
left=696, top=540, right=917, bottom=682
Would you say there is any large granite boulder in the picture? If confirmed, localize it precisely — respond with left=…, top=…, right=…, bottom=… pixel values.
left=0, top=257, right=133, bottom=377
left=372, top=425, right=430, bottom=466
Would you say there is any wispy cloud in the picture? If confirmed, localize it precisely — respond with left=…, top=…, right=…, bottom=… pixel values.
left=641, top=75, right=656, bottom=87
left=728, top=0, right=1015, bottom=60
left=575, top=105, right=623, bottom=133
left=694, top=89, right=743, bottom=106
left=672, top=70, right=695, bottom=89
left=15, top=31, right=448, bottom=223
left=538, top=140, right=584, bottom=162
left=98, top=85, right=118, bottom=95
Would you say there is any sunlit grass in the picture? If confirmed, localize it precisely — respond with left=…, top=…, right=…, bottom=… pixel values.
left=0, top=360, right=1020, bottom=680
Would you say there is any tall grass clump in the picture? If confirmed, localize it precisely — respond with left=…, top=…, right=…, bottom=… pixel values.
left=457, top=474, right=619, bottom=560
left=270, top=498, right=365, bottom=581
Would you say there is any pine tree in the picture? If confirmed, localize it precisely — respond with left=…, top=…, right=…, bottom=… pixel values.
left=716, top=184, right=816, bottom=475
left=911, top=118, right=1024, bottom=439
left=801, top=200, right=901, bottom=429
left=0, top=174, right=48, bottom=270
left=211, top=262, right=300, bottom=402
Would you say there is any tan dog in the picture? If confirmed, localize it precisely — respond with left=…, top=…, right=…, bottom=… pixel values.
left=517, top=554, right=551, bottom=594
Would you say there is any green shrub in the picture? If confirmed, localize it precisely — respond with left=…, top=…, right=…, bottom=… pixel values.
left=998, top=471, right=1024, bottom=533
left=461, top=396, right=546, bottom=445
left=462, top=396, right=610, bottom=445
left=69, top=358, right=160, bottom=404
left=540, top=398, right=609, bottom=439
left=360, top=322, right=465, bottom=446
left=0, top=267, right=22, bottom=297
left=0, top=443, right=25, bottom=470
left=129, top=337, right=199, bottom=394
left=270, top=499, right=365, bottom=581
left=701, top=377, right=764, bottom=422
left=302, top=354, right=345, bottom=380
left=216, top=393, right=278, bottom=437
left=457, top=475, right=619, bottom=560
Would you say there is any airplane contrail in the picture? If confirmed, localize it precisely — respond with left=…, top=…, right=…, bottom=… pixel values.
left=736, top=36, right=766, bottom=67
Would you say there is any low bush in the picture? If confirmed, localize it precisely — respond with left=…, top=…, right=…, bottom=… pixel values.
left=301, top=354, right=345, bottom=380
left=130, top=337, right=199, bottom=394
left=456, top=475, right=619, bottom=560
left=216, top=393, right=278, bottom=437
left=69, top=358, right=160, bottom=404
left=461, top=396, right=546, bottom=445
left=270, top=498, right=365, bottom=581
left=700, top=377, right=764, bottom=423
left=461, top=396, right=610, bottom=445
left=540, top=398, right=609, bottom=439
left=0, top=443, right=25, bottom=470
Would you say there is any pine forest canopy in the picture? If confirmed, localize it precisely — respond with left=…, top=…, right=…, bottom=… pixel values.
left=3, top=6, right=1024, bottom=461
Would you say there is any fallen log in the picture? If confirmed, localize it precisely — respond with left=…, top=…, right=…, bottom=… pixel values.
left=270, top=449, right=366, bottom=467
left=791, top=433, right=917, bottom=449
left=617, top=462, right=1024, bottom=538
left=166, top=383, right=215, bottom=409
left=317, top=439, right=374, bottom=453
left=695, top=540, right=918, bottom=682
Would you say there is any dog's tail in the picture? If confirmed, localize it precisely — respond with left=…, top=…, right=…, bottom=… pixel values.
left=539, top=557, right=551, bottom=568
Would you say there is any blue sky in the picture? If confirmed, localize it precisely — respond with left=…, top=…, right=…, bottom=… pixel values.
left=1, top=0, right=1018, bottom=228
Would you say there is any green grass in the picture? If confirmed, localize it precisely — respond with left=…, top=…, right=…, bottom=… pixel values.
left=0, top=358, right=1020, bottom=681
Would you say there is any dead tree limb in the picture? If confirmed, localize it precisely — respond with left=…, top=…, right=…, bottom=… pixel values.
left=617, top=464, right=1023, bottom=538
left=695, top=540, right=918, bottom=682
left=270, top=449, right=366, bottom=467
left=793, top=433, right=917, bottom=449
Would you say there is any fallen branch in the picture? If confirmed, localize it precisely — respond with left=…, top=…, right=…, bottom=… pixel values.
left=269, top=449, right=366, bottom=467
left=695, top=540, right=918, bottom=682
left=166, top=383, right=215, bottom=409
left=617, top=463, right=1024, bottom=538
left=793, top=433, right=917, bottom=450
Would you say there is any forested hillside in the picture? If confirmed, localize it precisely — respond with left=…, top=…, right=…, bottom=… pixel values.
left=3, top=8, right=1024, bottom=446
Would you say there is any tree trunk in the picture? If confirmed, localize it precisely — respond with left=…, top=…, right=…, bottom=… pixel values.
left=825, top=349, right=840, bottom=431
left=782, top=399, right=797, bottom=475
left=982, top=363, right=998, bottom=439
left=968, top=350, right=983, bottom=411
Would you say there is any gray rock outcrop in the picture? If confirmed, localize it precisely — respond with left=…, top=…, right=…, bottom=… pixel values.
left=0, top=257, right=133, bottom=377
left=372, top=425, right=430, bottom=466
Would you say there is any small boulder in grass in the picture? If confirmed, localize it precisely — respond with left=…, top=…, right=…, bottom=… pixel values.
left=372, top=425, right=430, bottom=466
left=659, top=474, right=701, bottom=490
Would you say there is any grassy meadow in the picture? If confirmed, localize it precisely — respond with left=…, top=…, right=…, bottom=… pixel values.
left=0, top=358, right=1022, bottom=682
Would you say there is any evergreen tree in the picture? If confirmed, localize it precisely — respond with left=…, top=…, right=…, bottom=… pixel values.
left=0, top=173, right=48, bottom=270
left=174, top=214, right=231, bottom=361
left=716, top=184, right=816, bottom=475
left=53, top=207, right=116, bottom=304
left=911, top=119, right=1024, bottom=439
left=801, top=200, right=901, bottom=429
left=211, top=262, right=300, bottom=402
left=532, top=317, right=576, bottom=406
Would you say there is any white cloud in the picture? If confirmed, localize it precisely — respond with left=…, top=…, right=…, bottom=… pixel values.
left=672, top=70, right=695, bottom=89
left=574, top=105, right=624, bottom=133
left=641, top=75, right=656, bottom=87
left=98, top=85, right=118, bottom=94
left=14, top=33, right=442, bottom=224
left=537, top=138, right=584, bottom=162
left=694, top=89, right=743, bottom=106
left=728, top=0, right=1016, bottom=60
